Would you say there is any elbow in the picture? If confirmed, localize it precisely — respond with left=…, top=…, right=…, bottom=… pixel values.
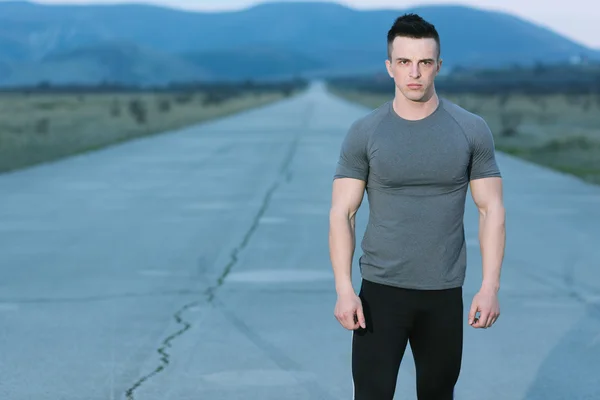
left=329, top=207, right=357, bottom=231
left=330, top=204, right=356, bottom=221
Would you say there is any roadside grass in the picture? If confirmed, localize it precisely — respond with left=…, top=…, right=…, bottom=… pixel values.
left=0, top=89, right=296, bottom=173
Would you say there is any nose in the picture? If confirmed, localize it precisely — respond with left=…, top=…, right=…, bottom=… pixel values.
left=409, top=64, right=421, bottom=78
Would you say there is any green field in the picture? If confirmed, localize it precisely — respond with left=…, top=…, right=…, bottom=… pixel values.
left=0, top=88, right=295, bottom=173
left=330, top=88, right=600, bottom=185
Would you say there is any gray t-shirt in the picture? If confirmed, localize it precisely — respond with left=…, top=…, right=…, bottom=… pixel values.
left=333, top=97, right=501, bottom=290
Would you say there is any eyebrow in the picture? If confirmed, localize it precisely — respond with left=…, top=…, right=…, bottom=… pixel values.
left=396, top=58, right=435, bottom=62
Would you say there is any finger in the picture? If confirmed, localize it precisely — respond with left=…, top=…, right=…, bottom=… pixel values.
left=335, top=310, right=345, bottom=325
left=476, top=311, right=490, bottom=328
left=356, top=307, right=366, bottom=329
left=345, top=313, right=358, bottom=330
left=340, top=314, right=350, bottom=329
left=335, top=311, right=348, bottom=329
left=340, top=319, right=351, bottom=330
left=468, top=302, right=478, bottom=325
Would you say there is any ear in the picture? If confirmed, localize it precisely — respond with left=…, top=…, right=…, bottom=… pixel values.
left=385, top=59, right=393, bottom=78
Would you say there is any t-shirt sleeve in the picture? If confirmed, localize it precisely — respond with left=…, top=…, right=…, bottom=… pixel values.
left=333, top=120, right=370, bottom=181
left=468, top=117, right=502, bottom=181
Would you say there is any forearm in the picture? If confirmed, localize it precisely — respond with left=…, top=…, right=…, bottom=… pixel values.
left=329, top=211, right=356, bottom=296
left=478, top=204, right=506, bottom=292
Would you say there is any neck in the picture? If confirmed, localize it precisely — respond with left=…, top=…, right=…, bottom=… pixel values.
left=392, top=90, right=439, bottom=121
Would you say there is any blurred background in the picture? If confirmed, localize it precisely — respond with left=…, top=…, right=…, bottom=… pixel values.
left=1, top=0, right=599, bottom=179
left=1, top=1, right=599, bottom=400
left=1, top=0, right=599, bottom=180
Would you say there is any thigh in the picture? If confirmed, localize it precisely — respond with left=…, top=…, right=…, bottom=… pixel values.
left=352, top=280, right=414, bottom=400
left=409, top=287, right=463, bottom=400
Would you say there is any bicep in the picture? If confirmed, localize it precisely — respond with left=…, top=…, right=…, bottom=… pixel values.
left=330, top=177, right=366, bottom=219
left=470, top=177, right=504, bottom=214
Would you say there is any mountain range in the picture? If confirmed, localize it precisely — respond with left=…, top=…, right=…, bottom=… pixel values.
left=0, top=0, right=598, bottom=86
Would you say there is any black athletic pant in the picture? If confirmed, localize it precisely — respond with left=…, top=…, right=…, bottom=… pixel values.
left=352, top=279, right=463, bottom=400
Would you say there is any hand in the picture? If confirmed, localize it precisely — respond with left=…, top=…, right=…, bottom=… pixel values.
left=334, top=291, right=366, bottom=330
left=468, top=287, right=500, bottom=329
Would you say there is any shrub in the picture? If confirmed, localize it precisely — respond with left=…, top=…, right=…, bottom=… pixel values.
left=128, top=99, right=146, bottom=124
left=174, top=93, right=193, bottom=104
left=499, top=111, right=522, bottom=137
left=157, top=98, right=171, bottom=113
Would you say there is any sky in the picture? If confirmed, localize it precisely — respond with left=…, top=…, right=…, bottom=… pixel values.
left=8, top=0, right=600, bottom=49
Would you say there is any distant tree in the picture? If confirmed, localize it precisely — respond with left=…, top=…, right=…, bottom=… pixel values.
left=128, top=99, right=146, bottom=124
left=499, top=111, right=522, bottom=137
left=157, top=98, right=171, bottom=112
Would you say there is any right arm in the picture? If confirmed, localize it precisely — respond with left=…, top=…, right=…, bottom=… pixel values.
left=329, top=119, right=370, bottom=330
left=329, top=177, right=365, bottom=297
left=329, top=177, right=367, bottom=330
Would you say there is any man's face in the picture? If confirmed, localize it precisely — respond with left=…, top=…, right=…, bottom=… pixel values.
left=385, top=36, right=441, bottom=102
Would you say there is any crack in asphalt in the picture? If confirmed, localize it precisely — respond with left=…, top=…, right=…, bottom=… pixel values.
left=124, top=300, right=201, bottom=400
left=206, top=105, right=305, bottom=302
left=123, top=103, right=309, bottom=399
left=205, top=124, right=301, bottom=302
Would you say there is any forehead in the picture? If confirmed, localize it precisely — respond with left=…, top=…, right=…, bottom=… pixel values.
left=389, top=36, right=438, bottom=58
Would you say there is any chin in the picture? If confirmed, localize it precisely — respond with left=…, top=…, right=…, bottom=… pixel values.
left=401, top=90, right=426, bottom=102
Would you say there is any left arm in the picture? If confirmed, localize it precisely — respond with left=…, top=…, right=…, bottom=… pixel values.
left=466, top=116, right=506, bottom=329
left=468, top=176, right=506, bottom=329
left=471, top=176, right=506, bottom=295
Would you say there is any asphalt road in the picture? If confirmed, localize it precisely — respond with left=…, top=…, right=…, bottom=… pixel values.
left=1, top=82, right=599, bottom=400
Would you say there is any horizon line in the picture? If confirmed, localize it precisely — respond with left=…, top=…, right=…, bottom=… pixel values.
left=2, top=0, right=598, bottom=50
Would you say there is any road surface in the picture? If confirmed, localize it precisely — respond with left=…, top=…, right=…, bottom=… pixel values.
left=1, top=82, right=599, bottom=400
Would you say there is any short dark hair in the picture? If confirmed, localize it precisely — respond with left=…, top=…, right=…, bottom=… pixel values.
left=387, top=13, right=441, bottom=60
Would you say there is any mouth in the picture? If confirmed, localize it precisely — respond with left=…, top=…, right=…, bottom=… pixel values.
left=407, top=84, right=422, bottom=89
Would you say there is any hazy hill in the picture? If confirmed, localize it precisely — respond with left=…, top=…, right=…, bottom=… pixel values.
left=181, top=47, right=326, bottom=80
left=3, top=41, right=214, bottom=86
left=0, top=1, right=597, bottom=86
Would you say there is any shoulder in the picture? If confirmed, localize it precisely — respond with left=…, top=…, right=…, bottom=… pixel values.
left=348, top=100, right=391, bottom=138
left=439, top=97, right=493, bottom=143
left=440, top=97, right=488, bottom=131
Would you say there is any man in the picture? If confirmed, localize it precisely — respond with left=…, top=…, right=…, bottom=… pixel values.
left=328, top=13, right=506, bottom=400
